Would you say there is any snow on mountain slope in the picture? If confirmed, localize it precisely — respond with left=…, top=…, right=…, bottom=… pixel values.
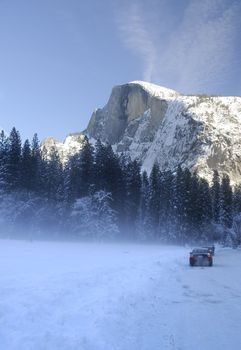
left=135, top=94, right=241, bottom=182
left=41, top=81, right=241, bottom=183
left=41, top=134, right=86, bottom=163
left=0, top=239, right=241, bottom=350
left=86, top=82, right=241, bottom=183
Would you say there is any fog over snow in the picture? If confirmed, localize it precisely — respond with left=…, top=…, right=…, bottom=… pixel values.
left=0, top=240, right=241, bottom=349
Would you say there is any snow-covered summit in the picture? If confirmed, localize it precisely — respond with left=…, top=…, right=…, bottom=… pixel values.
left=129, top=81, right=179, bottom=99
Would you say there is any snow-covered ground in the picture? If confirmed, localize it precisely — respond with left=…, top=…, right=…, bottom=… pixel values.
left=0, top=240, right=241, bottom=350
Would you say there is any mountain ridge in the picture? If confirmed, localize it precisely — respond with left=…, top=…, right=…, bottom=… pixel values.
left=41, top=81, right=241, bottom=184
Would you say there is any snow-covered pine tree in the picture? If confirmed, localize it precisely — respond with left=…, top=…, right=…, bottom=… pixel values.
left=92, top=190, right=119, bottom=240
left=71, top=190, right=119, bottom=240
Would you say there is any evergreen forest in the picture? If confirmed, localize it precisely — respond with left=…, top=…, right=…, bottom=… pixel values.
left=1, top=127, right=241, bottom=246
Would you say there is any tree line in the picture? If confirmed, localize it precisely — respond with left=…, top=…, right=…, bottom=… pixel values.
left=0, top=127, right=241, bottom=245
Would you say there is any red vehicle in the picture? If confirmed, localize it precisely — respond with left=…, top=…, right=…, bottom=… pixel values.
left=189, top=248, right=213, bottom=267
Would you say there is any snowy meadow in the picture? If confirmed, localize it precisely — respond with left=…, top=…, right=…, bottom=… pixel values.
left=1, top=239, right=241, bottom=350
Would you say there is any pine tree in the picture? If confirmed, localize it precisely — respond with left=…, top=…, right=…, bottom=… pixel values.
left=64, top=136, right=95, bottom=202
left=66, top=153, right=83, bottom=201
left=198, top=178, right=213, bottom=241
left=21, top=139, right=33, bottom=190
left=146, top=162, right=161, bottom=238
left=212, top=170, right=221, bottom=224
left=180, top=168, right=192, bottom=240
left=78, top=136, right=94, bottom=196
left=0, top=130, right=9, bottom=193
left=94, top=142, right=114, bottom=191
left=71, top=190, right=119, bottom=240
left=94, top=139, right=106, bottom=191
left=139, top=171, right=149, bottom=228
left=172, top=166, right=185, bottom=242
left=159, top=170, right=174, bottom=241
left=124, top=159, right=141, bottom=238
left=233, top=184, right=241, bottom=215
left=94, top=141, right=124, bottom=218
left=187, top=171, right=201, bottom=239
left=42, top=148, right=63, bottom=203
left=31, top=133, right=42, bottom=192
left=63, top=138, right=94, bottom=203
left=5, top=127, right=22, bottom=192
left=220, top=174, right=233, bottom=229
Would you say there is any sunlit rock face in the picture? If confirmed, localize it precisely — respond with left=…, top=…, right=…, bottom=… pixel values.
left=41, top=134, right=86, bottom=163
left=42, top=81, right=241, bottom=184
left=86, top=81, right=178, bottom=144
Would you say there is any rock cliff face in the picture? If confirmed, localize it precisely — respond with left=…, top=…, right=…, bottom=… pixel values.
left=86, top=82, right=179, bottom=144
left=41, top=81, right=241, bottom=184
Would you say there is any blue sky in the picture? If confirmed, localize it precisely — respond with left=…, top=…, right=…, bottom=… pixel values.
left=0, top=0, right=240, bottom=142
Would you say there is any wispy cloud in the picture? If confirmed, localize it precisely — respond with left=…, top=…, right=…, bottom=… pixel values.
left=116, top=0, right=241, bottom=94
left=116, top=2, right=157, bottom=82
